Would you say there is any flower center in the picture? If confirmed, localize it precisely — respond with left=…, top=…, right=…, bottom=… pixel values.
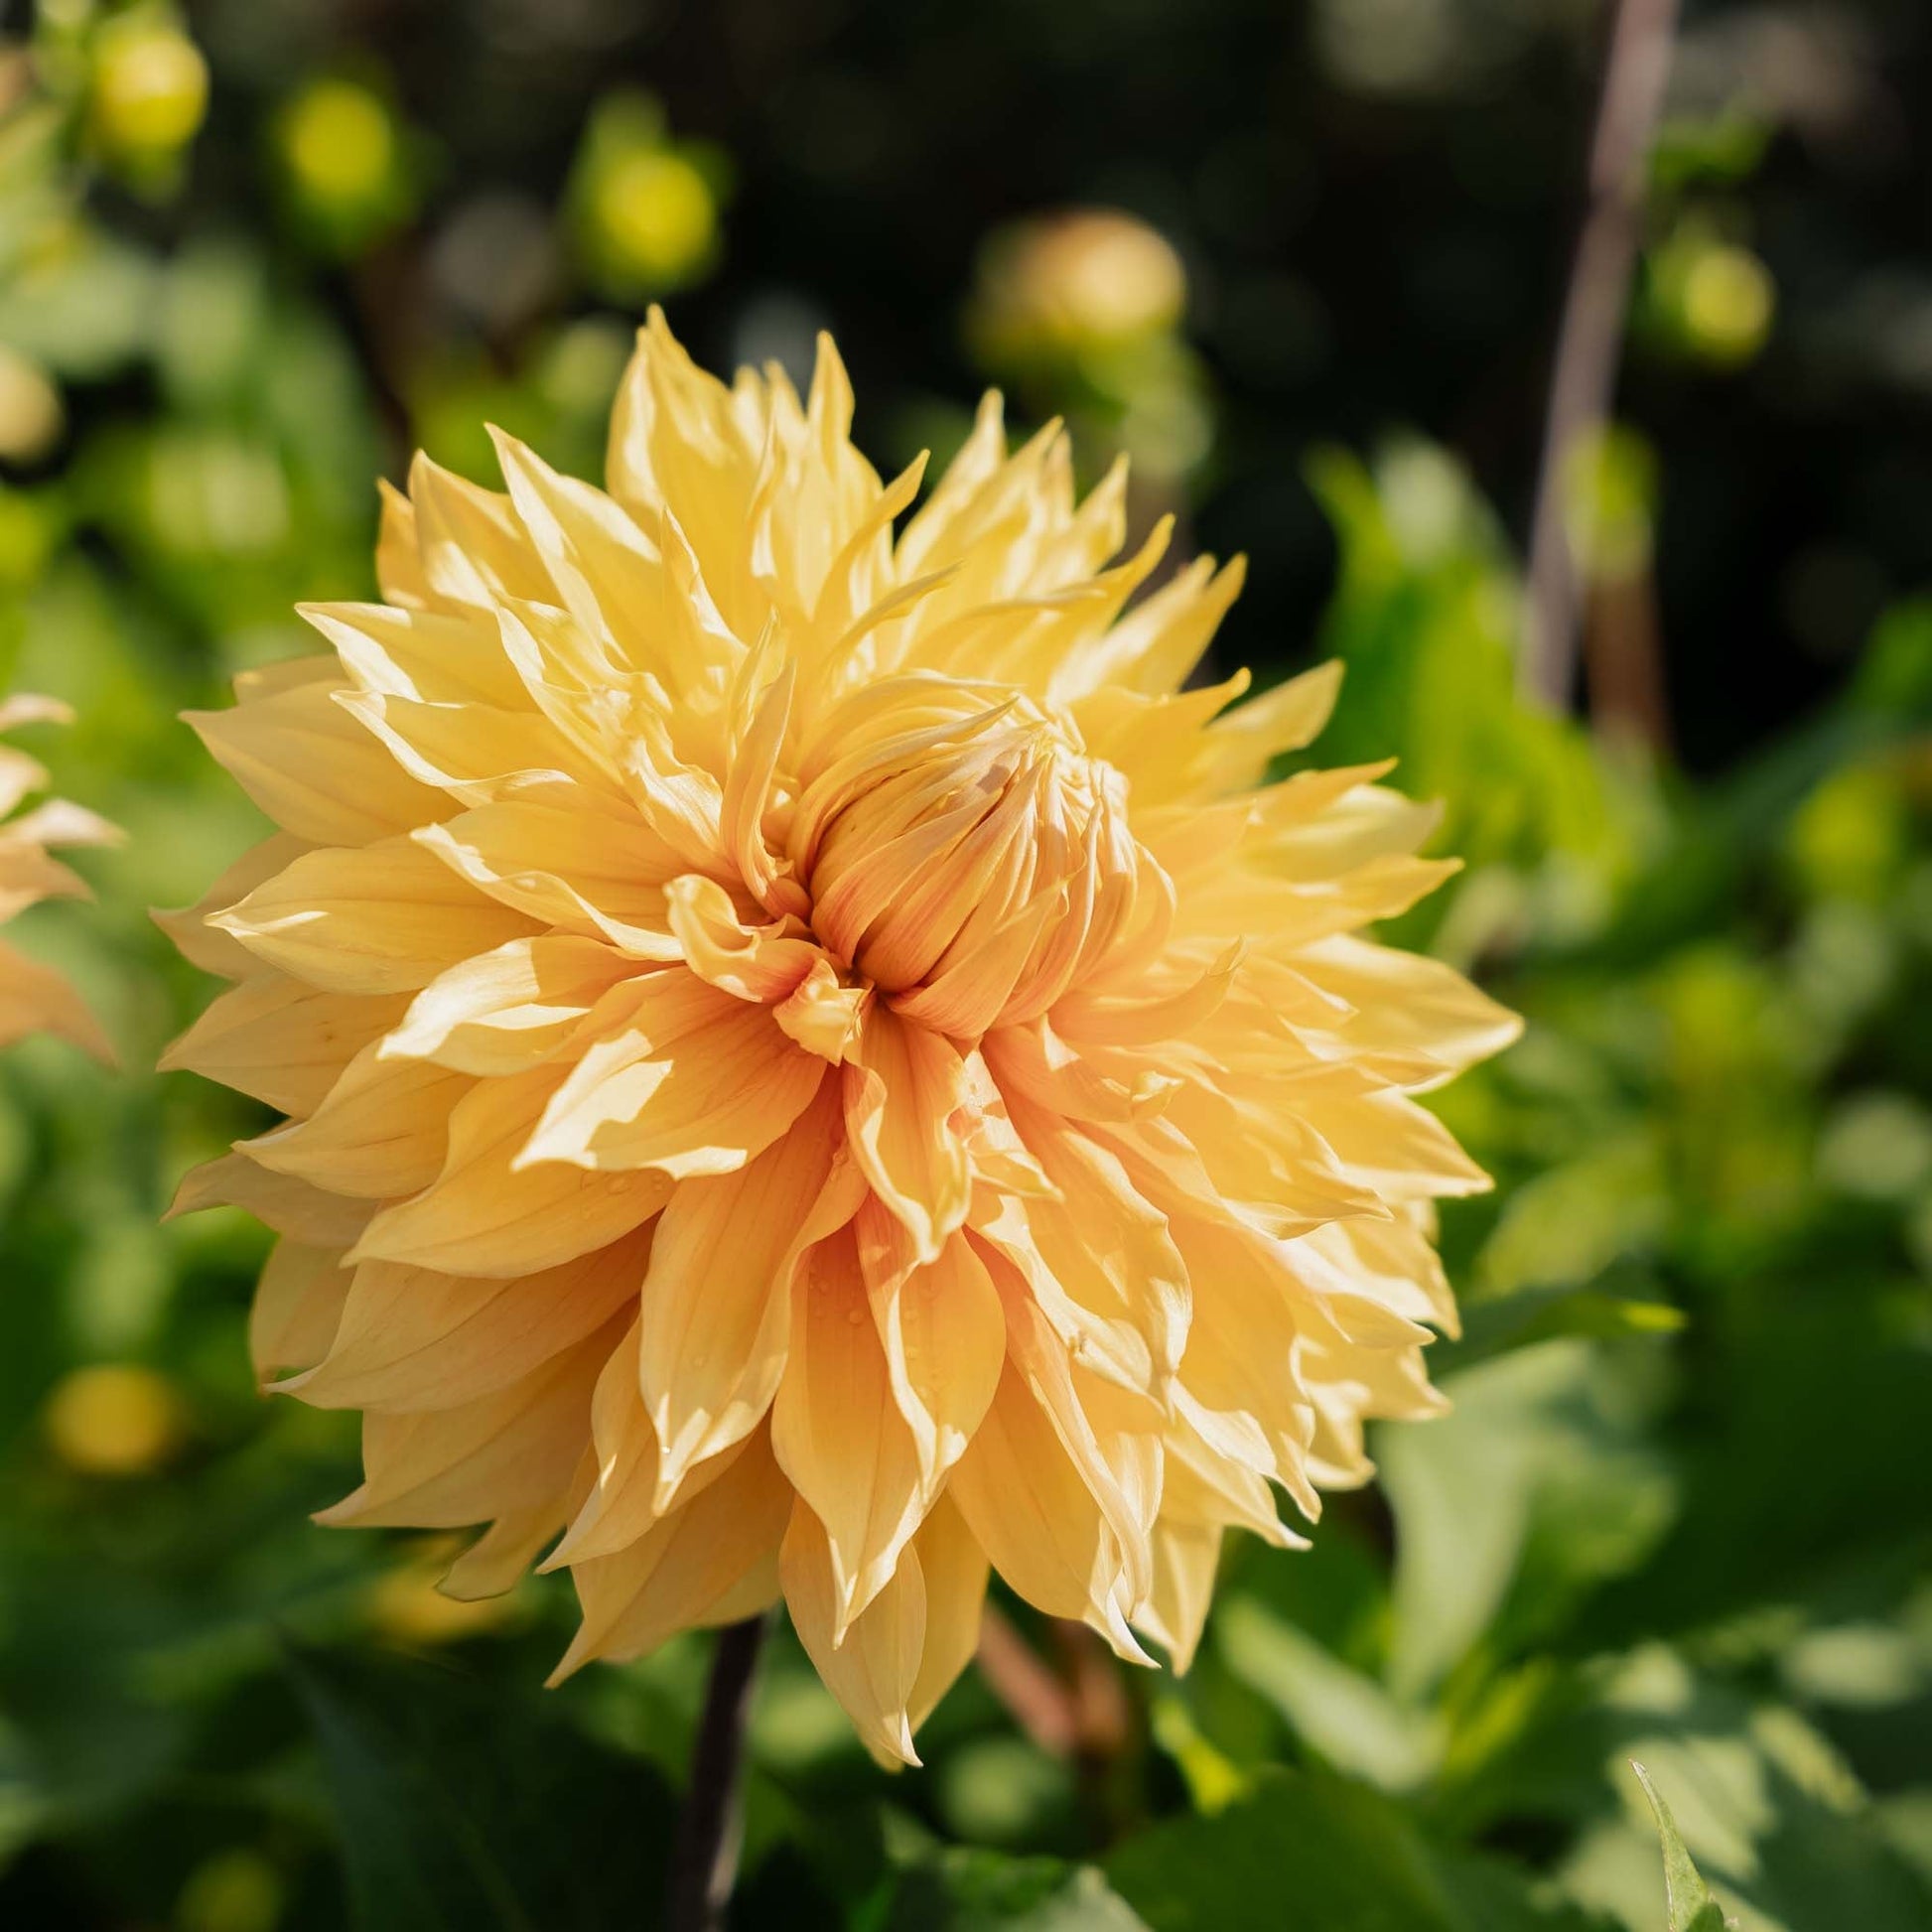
left=787, top=685, right=1140, bottom=1035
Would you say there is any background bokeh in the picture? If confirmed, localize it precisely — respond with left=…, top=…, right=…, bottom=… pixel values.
left=2, top=2, right=1931, bottom=1928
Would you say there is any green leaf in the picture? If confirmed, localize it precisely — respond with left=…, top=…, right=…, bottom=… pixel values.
left=1213, top=1596, right=1443, bottom=1791
left=286, top=1644, right=675, bottom=1932
left=1632, top=1761, right=1730, bottom=1932
left=883, top=1850, right=1150, bottom=1930
left=1377, top=1340, right=1676, bottom=1699
left=1104, top=1769, right=1609, bottom=1931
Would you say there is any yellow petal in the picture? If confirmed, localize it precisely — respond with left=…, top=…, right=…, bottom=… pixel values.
left=769, top=1223, right=926, bottom=1636
left=213, top=836, right=536, bottom=995
left=153, top=834, right=310, bottom=980
left=300, top=600, right=532, bottom=711
left=1296, top=933, right=1523, bottom=1082
left=321, top=1311, right=621, bottom=1531
left=665, top=873, right=824, bottom=1004
left=352, top=1064, right=670, bottom=1277
left=0, top=936, right=114, bottom=1061
left=404, top=451, right=555, bottom=610
left=976, top=1101, right=1189, bottom=1400
left=415, top=804, right=682, bottom=958
left=773, top=956, right=871, bottom=1064
left=185, top=680, right=446, bottom=847
left=853, top=1198, right=1005, bottom=1496
left=904, top=1493, right=990, bottom=1731
left=161, top=975, right=405, bottom=1115
left=842, top=1006, right=970, bottom=1265
left=380, top=934, right=633, bottom=1075
left=780, top=1500, right=924, bottom=1767
left=250, top=1237, right=352, bottom=1379
left=641, top=1075, right=856, bottom=1505
left=286, top=1226, right=650, bottom=1414
left=243, top=1044, right=472, bottom=1199
left=1136, top=1517, right=1221, bottom=1674
left=947, top=1354, right=1152, bottom=1665
left=523, top=971, right=823, bottom=1175
left=555, top=1426, right=789, bottom=1679
left=167, top=1149, right=373, bottom=1250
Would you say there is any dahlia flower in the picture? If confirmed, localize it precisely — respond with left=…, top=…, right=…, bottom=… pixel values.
left=0, top=695, right=116, bottom=1061
left=163, top=314, right=1516, bottom=1762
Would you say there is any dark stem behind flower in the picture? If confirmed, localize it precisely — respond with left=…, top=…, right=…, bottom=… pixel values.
left=667, top=1613, right=768, bottom=1932
left=1522, top=0, right=1682, bottom=710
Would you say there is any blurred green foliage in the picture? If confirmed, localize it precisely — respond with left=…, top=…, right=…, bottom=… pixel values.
left=2, top=4, right=1931, bottom=1930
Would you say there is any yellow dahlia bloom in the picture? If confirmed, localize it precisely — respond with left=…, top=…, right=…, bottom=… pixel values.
left=162, top=315, right=1516, bottom=1763
left=0, top=696, right=117, bottom=1061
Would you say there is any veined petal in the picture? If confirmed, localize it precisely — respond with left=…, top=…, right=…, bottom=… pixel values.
left=854, top=1197, right=1005, bottom=1498
left=947, top=1354, right=1154, bottom=1666
left=167, top=1150, right=373, bottom=1251
left=161, top=976, right=406, bottom=1116
left=1297, top=933, right=1523, bottom=1082
left=153, top=833, right=311, bottom=981
left=843, top=1006, right=970, bottom=1264
left=185, top=680, right=446, bottom=847
left=770, top=1223, right=926, bottom=1637
left=250, top=1238, right=353, bottom=1381
left=242, top=1044, right=473, bottom=1199
left=379, top=934, right=634, bottom=1074
left=212, top=836, right=536, bottom=995
left=351, top=1063, right=670, bottom=1277
left=414, top=803, right=683, bottom=959
left=403, top=450, right=557, bottom=609
left=320, top=1313, right=622, bottom=1532
left=780, top=1501, right=925, bottom=1767
left=522, top=972, right=825, bottom=1175
left=774, top=957, right=871, bottom=1064
left=300, top=600, right=532, bottom=711
left=553, top=1426, right=789, bottom=1680
left=286, top=1227, right=651, bottom=1414
left=665, top=873, right=824, bottom=1004
left=641, top=1075, right=858, bottom=1507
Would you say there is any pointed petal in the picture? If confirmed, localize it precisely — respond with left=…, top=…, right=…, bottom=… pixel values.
left=352, top=1063, right=670, bottom=1277
left=842, top=1006, right=970, bottom=1264
left=769, top=1223, right=926, bottom=1637
left=212, top=835, right=536, bottom=995
left=641, top=1075, right=858, bottom=1505
left=780, top=1500, right=924, bottom=1768
left=853, top=1197, right=1004, bottom=1496
left=522, top=971, right=824, bottom=1175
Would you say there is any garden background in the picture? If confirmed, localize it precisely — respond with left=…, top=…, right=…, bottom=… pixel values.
left=2, top=1, right=1932, bottom=1927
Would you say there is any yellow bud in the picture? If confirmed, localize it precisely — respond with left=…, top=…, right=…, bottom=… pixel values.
left=970, top=209, right=1187, bottom=367
left=280, top=78, right=397, bottom=211
left=1562, top=422, right=1658, bottom=586
left=0, top=347, right=64, bottom=465
left=91, top=18, right=208, bottom=160
left=175, top=1849, right=283, bottom=1932
left=591, top=148, right=717, bottom=286
left=45, top=1363, right=183, bottom=1477
left=1681, top=243, right=1774, bottom=365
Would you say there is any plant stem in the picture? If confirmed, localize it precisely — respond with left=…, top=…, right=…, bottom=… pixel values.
left=666, top=1614, right=767, bottom=1932
left=1521, top=0, right=1682, bottom=708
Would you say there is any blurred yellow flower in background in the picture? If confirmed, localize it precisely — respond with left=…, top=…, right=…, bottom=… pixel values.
left=162, top=315, right=1515, bottom=1762
left=45, top=1362, right=181, bottom=1476
left=0, top=695, right=118, bottom=1062
left=88, top=9, right=208, bottom=173
left=968, top=209, right=1187, bottom=364
left=568, top=92, right=728, bottom=301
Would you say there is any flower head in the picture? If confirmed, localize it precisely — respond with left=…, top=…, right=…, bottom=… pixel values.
left=163, top=315, right=1516, bottom=1763
left=0, top=695, right=117, bottom=1061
